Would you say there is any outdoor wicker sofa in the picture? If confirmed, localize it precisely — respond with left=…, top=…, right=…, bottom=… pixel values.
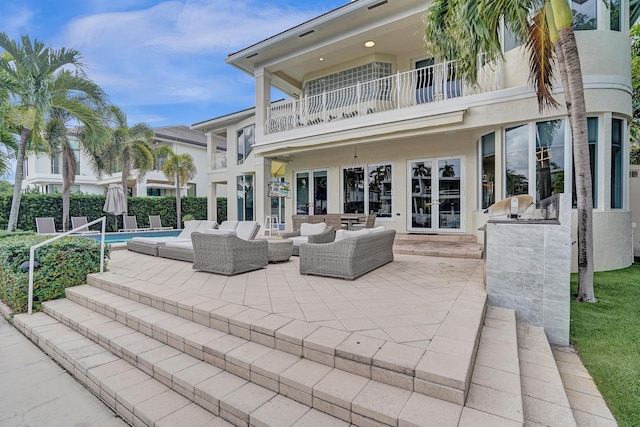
left=157, top=221, right=260, bottom=263
left=299, top=228, right=396, bottom=280
left=190, top=232, right=268, bottom=275
left=282, top=223, right=336, bottom=256
left=126, top=220, right=217, bottom=256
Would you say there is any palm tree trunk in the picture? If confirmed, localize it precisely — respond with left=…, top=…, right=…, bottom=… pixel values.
left=7, top=127, right=30, bottom=232
left=176, top=179, right=182, bottom=229
left=62, top=160, right=71, bottom=232
left=559, top=27, right=595, bottom=302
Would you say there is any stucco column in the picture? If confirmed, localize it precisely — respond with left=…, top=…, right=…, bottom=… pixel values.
left=209, top=182, right=217, bottom=222
left=255, top=68, right=272, bottom=141
left=136, top=176, right=147, bottom=197
left=255, top=156, right=272, bottom=229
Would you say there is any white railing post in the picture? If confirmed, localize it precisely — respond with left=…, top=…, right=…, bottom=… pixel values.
left=396, top=71, right=401, bottom=109
left=27, top=216, right=107, bottom=315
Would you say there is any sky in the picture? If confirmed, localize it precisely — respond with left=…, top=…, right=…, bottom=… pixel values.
left=0, top=0, right=350, bottom=129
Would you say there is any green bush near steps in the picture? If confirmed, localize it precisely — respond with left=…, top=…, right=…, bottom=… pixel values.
left=0, top=235, right=109, bottom=313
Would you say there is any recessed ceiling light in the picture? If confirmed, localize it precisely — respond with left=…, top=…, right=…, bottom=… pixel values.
left=364, top=40, right=375, bottom=48
left=319, top=57, right=324, bottom=61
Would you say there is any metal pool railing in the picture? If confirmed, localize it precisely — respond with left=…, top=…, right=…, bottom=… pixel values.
left=27, top=216, right=107, bottom=315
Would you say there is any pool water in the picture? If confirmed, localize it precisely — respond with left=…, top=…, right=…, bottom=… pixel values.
left=77, top=229, right=181, bottom=244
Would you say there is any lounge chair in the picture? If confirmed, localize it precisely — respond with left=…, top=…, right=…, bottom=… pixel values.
left=157, top=221, right=260, bottom=262
left=148, top=215, right=173, bottom=230
left=126, top=220, right=217, bottom=256
left=119, top=215, right=150, bottom=232
left=71, top=216, right=100, bottom=234
left=35, top=217, right=58, bottom=234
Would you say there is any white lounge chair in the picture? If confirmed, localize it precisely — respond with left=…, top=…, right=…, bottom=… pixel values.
left=126, top=220, right=217, bottom=256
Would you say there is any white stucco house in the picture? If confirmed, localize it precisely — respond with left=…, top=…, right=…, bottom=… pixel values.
left=193, top=0, right=636, bottom=272
left=23, top=125, right=210, bottom=198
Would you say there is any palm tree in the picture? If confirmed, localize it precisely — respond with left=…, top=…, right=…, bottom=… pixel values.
left=87, top=105, right=154, bottom=214
left=0, top=33, right=108, bottom=232
left=44, top=103, right=108, bottom=231
left=424, top=0, right=595, bottom=301
left=0, top=95, right=18, bottom=177
left=154, top=145, right=197, bottom=229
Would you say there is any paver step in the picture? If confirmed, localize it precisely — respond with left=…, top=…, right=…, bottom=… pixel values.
left=83, top=273, right=485, bottom=405
left=42, top=295, right=468, bottom=426
left=517, top=324, right=577, bottom=426
left=393, top=234, right=483, bottom=260
left=394, top=234, right=477, bottom=243
left=12, top=312, right=233, bottom=427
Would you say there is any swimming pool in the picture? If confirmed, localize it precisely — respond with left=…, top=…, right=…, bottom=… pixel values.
left=77, top=229, right=181, bottom=244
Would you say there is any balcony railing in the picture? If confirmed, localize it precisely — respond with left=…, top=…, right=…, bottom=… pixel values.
left=266, top=59, right=500, bottom=135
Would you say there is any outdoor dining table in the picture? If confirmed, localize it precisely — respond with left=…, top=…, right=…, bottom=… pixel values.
left=341, top=214, right=366, bottom=230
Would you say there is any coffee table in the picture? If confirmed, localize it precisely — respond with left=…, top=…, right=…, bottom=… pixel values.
left=266, top=239, right=293, bottom=263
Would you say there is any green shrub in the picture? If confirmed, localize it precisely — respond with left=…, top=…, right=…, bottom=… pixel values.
left=0, top=194, right=219, bottom=232
left=0, top=235, right=109, bottom=313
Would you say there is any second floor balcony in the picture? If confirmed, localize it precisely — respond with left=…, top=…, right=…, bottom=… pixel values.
left=265, top=59, right=501, bottom=136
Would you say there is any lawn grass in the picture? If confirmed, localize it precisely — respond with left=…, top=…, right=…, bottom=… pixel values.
left=570, top=264, right=640, bottom=427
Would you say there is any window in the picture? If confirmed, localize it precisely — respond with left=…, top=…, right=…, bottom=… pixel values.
left=343, top=167, right=365, bottom=213
left=367, top=164, right=392, bottom=218
left=572, top=0, right=597, bottom=30
left=503, top=21, right=523, bottom=52
left=47, top=184, right=80, bottom=194
left=237, top=125, right=254, bottom=165
left=611, top=0, right=621, bottom=31
left=572, top=117, right=598, bottom=208
left=187, top=183, right=196, bottom=197
left=505, top=124, right=530, bottom=197
left=535, top=120, right=565, bottom=201
left=480, top=133, right=496, bottom=209
left=611, top=118, right=624, bottom=208
left=213, top=132, right=227, bottom=169
left=51, top=151, right=62, bottom=175
left=237, top=174, right=254, bottom=220
left=304, top=62, right=392, bottom=96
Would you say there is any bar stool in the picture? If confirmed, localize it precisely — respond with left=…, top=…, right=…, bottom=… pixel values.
left=264, top=215, right=279, bottom=236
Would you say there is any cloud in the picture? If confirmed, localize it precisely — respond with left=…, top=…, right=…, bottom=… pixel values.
left=53, top=0, right=330, bottom=118
left=1, top=5, right=37, bottom=38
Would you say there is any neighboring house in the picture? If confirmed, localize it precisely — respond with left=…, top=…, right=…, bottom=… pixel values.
left=23, top=125, right=210, bottom=198
left=192, top=0, right=635, bottom=272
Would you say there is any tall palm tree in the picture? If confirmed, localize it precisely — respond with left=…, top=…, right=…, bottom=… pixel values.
left=154, top=145, right=197, bottom=229
left=424, top=0, right=595, bottom=301
left=44, top=103, right=108, bottom=231
left=87, top=105, right=154, bottom=214
left=0, top=33, right=108, bottom=231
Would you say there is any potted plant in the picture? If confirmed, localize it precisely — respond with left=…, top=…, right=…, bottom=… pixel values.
left=182, top=214, right=195, bottom=226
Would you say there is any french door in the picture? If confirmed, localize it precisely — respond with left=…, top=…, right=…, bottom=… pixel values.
left=408, top=157, right=464, bottom=232
left=295, top=170, right=328, bottom=215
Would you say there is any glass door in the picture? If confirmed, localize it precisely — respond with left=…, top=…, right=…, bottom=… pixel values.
left=408, top=157, right=463, bottom=232
left=295, top=170, right=328, bottom=215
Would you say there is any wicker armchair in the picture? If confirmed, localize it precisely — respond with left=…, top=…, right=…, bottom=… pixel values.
left=191, top=232, right=268, bottom=275
left=299, top=229, right=395, bottom=280
left=282, top=225, right=336, bottom=256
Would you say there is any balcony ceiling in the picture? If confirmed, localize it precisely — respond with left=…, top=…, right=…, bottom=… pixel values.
left=226, top=0, right=430, bottom=96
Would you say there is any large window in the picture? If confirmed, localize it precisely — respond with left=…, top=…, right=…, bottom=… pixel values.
left=535, top=120, right=565, bottom=201
left=572, top=0, right=597, bottom=30
left=611, top=0, right=621, bottom=31
left=505, top=124, right=530, bottom=197
left=343, top=167, right=365, bottom=214
left=505, top=120, right=567, bottom=202
left=51, top=140, right=80, bottom=175
left=480, top=133, right=496, bottom=209
left=572, top=117, right=598, bottom=208
left=237, top=174, right=254, bottom=220
left=237, top=125, right=254, bottom=165
left=611, top=118, right=624, bottom=208
left=367, top=164, right=392, bottom=218
left=213, top=132, right=227, bottom=170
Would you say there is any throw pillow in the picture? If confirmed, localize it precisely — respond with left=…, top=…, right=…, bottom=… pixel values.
left=300, top=222, right=327, bottom=237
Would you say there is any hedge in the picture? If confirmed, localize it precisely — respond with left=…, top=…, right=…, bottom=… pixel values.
left=0, top=194, right=227, bottom=232
left=0, top=235, right=109, bottom=313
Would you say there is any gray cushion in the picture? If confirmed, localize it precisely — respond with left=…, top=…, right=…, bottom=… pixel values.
left=235, top=221, right=259, bottom=241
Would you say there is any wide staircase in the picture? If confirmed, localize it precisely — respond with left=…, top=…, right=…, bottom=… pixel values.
left=12, top=270, right=590, bottom=426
